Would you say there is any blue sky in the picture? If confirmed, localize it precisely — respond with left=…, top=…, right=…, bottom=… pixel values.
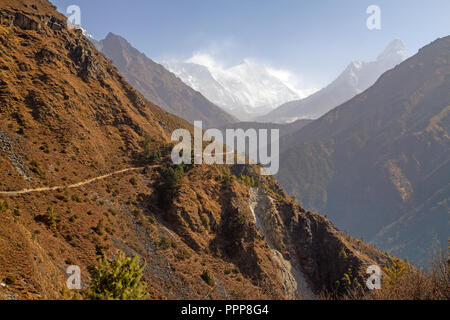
left=51, top=0, right=450, bottom=89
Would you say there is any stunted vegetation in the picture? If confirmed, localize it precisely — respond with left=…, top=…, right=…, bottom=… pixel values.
left=330, top=253, right=449, bottom=300
left=142, top=135, right=162, bottom=163
left=43, top=206, right=60, bottom=230
left=157, top=164, right=185, bottom=208
left=83, top=251, right=148, bottom=300
left=0, top=200, right=9, bottom=213
left=369, top=254, right=450, bottom=300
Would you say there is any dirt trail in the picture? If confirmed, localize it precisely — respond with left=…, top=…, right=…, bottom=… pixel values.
left=0, top=166, right=151, bottom=197
left=0, top=149, right=240, bottom=197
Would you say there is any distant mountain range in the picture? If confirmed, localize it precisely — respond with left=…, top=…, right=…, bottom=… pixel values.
left=90, top=33, right=237, bottom=128
left=257, top=40, right=408, bottom=123
left=164, top=59, right=300, bottom=121
left=277, top=36, right=450, bottom=265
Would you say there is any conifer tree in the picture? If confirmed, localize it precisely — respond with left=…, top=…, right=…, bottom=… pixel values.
left=83, top=251, right=148, bottom=300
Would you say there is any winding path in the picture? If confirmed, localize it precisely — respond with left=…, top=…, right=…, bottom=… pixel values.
left=0, top=149, right=240, bottom=197
left=0, top=166, right=151, bottom=197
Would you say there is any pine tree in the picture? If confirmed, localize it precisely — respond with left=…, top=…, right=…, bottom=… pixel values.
left=83, top=251, right=148, bottom=300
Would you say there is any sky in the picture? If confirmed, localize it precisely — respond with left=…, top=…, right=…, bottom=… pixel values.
left=51, top=0, right=450, bottom=91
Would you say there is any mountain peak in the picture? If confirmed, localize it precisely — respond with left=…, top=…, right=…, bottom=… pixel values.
left=377, top=39, right=407, bottom=62
left=104, top=32, right=128, bottom=45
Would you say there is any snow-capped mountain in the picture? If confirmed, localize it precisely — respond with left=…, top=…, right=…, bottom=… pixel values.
left=257, top=40, right=408, bottom=123
left=87, top=33, right=237, bottom=128
left=164, top=59, right=300, bottom=121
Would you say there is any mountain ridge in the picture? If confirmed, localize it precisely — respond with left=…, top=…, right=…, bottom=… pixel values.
left=277, top=36, right=450, bottom=265
left=93, top=32, right=238, bottom=128
left=257, top=39, right=407, bottom=123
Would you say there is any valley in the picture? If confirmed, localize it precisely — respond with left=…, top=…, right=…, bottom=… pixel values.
left=0, top=0, right=448, bottom=302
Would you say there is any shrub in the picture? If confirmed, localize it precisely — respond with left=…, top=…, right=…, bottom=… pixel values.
left=201, top=270, right=215, bottom=286
left=71, top=194, right=82, bottom=203
left=83, top=251, right=148, bottom=300
left=148, top=215, right=156, bottom=224
left=158, top=237, right=176, bottom=250
left=3, top=274, right=17, bottom=285
left=175, top=249, right=192, bottom=261
left=30, top=160, right=46, bottom=179
left=221, top=172, right=233, bottom=189
left=0, top=200, right=9, bottom=213
left=383, top=257, right=410, bottom=288
left=44, top=206, right=60, bottom=229
left=157, top=165, right=184, bottom=207
left=235, top=211, right=248, bottom=228
left=143, top=135, right=162, bottom=162
left=132, top=209, right=142, bottom=218
left=335, top=253, right=450, bottom=300
left=238, top=174, right=259, bottom=187
left=93, top=219, right=105, bottom=236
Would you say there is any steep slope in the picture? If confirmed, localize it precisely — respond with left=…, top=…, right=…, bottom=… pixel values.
left=0, top=0, right=389, bottom=299
left=94, top=33, right=237, bottom=128
left=165, top=60, right=300, bottom=121
left=277, top=36, right=450, bottom=265
left=258, top=40, right=407, bottom=123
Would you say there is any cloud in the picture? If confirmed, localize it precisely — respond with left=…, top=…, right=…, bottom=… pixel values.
left=185, top=52, right=318, bottom=99
left=266, top=67, right=317, bottom=98
left=187, top=53, right=222, bottom=70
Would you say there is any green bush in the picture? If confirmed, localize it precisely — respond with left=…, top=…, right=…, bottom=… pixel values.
left=158, top=165, right=184, bottom=207
left=71, top=194, right=82, bottom=203
left=30, top=160, right=46, bottom=179
left=238, top=174, right=259, bottom=187
left=143, top=135, right=162, bottom=162
left=201, top=270, right=215, bottom=286
left=83, top=251, right=148, bottom=300
left=0, top=200, right=9, bottom=213
left=44, top=206, right=60, bottom=229
left=158, top=236, right=176, bottom=250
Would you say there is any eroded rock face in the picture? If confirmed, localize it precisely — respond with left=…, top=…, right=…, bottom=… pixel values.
left=0, top=130, right=32, bottom=181
left=248, top=185, right=390, bottom=296
left=249, top=188, right=314, bottom=299
left=14, top=12, right=41, bottom=30
left=0, top=9, right=66, bottom=32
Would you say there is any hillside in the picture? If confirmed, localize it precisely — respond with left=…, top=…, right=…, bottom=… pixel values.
left=93, top=33, right=237, bottom=128
left=277, top=36, right=450, bottom=265
left=0, top=0, right=389, bottom=300
left=258, top=40, right=406, bottom=123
